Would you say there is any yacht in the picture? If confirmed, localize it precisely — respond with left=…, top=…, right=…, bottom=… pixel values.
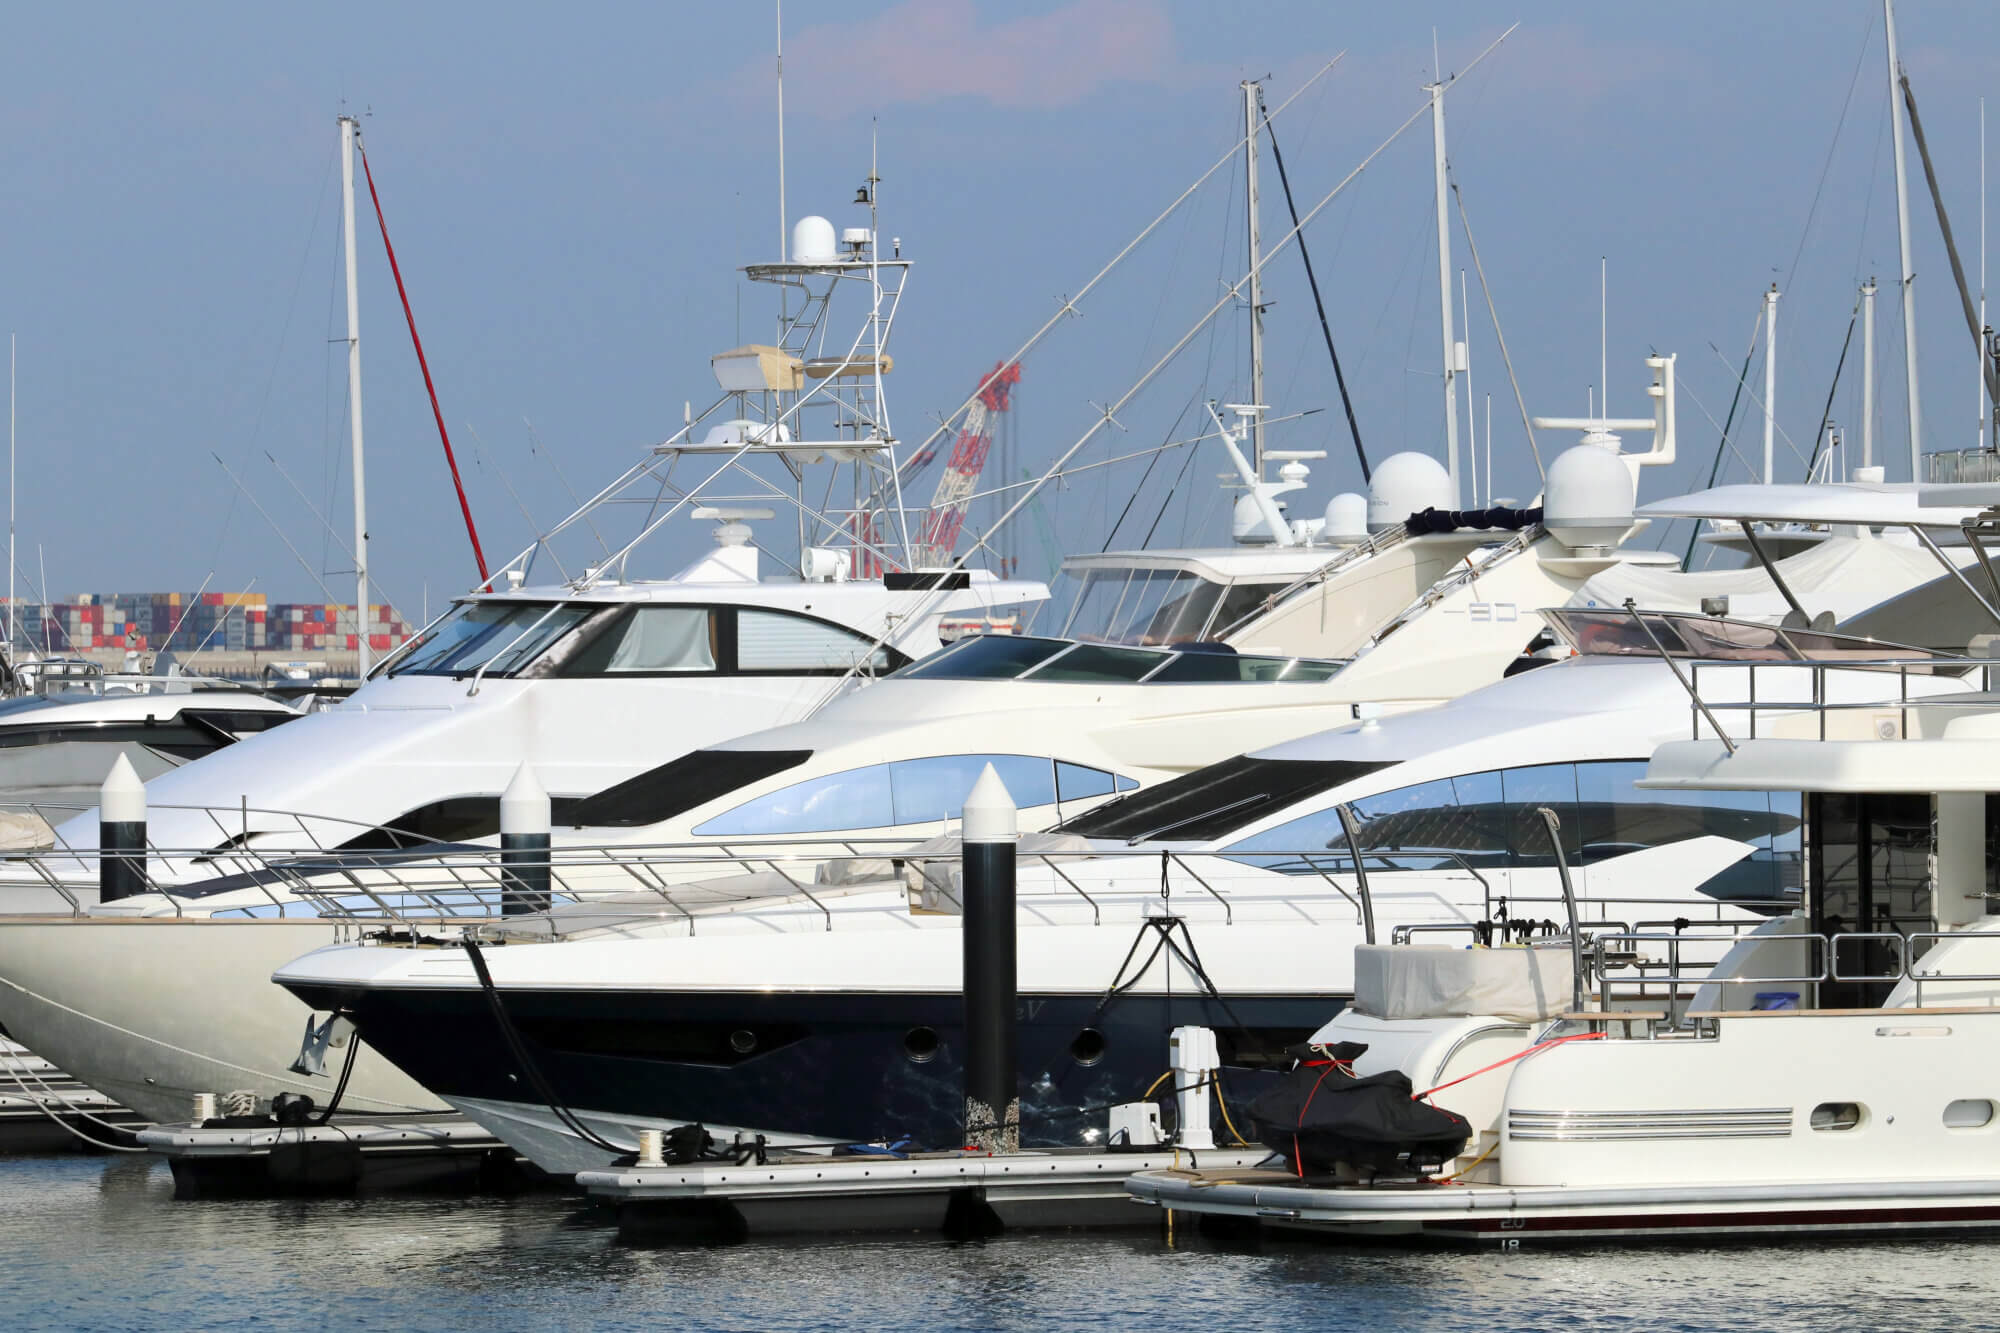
left=6, top=201, right=1049, bottom=904
left=0, top=654, right=303, bottom=814
left=269, top=611, right=1985, bottom=1173
left=1128, top=642, right=2000, bottom=1244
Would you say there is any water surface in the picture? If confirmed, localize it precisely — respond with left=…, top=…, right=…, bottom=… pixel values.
left=0, top=1154, right=1984, bottom=1331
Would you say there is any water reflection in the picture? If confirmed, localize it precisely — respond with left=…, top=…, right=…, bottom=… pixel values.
left=0, top=1156, right=1986, bottom=1332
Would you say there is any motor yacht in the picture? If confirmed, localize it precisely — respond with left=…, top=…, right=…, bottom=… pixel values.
left=1129, top=643, right=2000, bottom=1245
left=0, top=654, right=302, bottom=814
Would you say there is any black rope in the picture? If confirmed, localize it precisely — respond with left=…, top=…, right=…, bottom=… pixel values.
left=1804, top=302, right=1859, bottom=478
left=310, top=1025, right=362, bottom=1126
left=1682, top=305, right=1763, bottom=567
left=462, top=939, right=626, bottom=1157
left=1261, top=93, right=1368, bottom=482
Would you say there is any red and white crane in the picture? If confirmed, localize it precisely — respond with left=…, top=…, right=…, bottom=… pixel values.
left=912, top=361, right=1021, bottom=569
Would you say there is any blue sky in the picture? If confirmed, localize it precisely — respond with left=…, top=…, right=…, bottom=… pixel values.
left=3, top=2, right=1998, bottom=613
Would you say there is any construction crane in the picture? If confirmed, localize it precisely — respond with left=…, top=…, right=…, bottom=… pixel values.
left=912, top=361, right=1022, bottom=568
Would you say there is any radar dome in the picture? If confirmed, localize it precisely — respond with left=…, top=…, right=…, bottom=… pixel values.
left=1323, top=491, right=1369, bottom=543
left=1366, top=452, right=1454, bottom=531
left=1544, top=443, right=1635, bottom=551
left=791, top=216, right=837, bottom=265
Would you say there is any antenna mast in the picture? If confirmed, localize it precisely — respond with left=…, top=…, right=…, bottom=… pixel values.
left=339, top=114, right=371, bottom=678
left=1427, top=58, right=1461, bottom=505
left=776, top=0, right=787, bottom=261
left=1762, top=284, right=1780, bottom=483
left=1241, top=79, right=1267, bottom=480
left=1885, top=0, right=1923, bottom=480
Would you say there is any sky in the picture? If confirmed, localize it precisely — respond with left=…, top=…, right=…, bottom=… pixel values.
left=3, top=1, right=1999, bottom=615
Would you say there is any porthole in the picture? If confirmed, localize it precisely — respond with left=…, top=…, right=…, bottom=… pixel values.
left=903, top=1026, right=940, bottom=1064
left=1810, top=1102, right=1863, bottom=1131
left=1069, top=1028, right=1107, bottom=1067
left=1945, top=1098, right=1995, bottom=1129
left=728, top=1029, right=758, bottom=1055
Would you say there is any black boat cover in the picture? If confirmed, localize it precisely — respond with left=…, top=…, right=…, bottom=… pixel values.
left=1247, top=1064, right=1472, bottom=1175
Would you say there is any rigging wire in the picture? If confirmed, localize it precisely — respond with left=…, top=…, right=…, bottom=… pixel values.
left=1260, top=90, right=1369, bottom=481
left=1682, top=303, right=1767, bottom=566
left=1805, top=297, right=1863, bottom=477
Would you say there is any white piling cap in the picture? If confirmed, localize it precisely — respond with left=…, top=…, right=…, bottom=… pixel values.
left=499, top=763, right=551, bottom=835
left=961, top=763, right=1018, bottom=844
left=100, top=754, right=146, bottom=824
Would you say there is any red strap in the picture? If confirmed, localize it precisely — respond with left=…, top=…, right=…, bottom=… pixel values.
left=1412, top=1032, right=1604, bottom=1101
left=356, top=141, right=490, bottom=584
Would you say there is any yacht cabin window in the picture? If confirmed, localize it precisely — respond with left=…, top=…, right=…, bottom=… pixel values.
left=391, top=601, right=902, bottom=680
left=737, top=609, right=892, bottom=673
left=693, top=753, right=1137, bottom=837
left=1220, top=758, right=1803, bottom=902
left=597, top=607, right=717, bottom=673
left=1057, top=756, right=1394, bottom=844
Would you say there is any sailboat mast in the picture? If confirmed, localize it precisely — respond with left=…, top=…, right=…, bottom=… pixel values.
left=1885, top=0, right=1923, bottom=481
left=339, top=115, right=371, bottom=678
left=1863, top=278, right=1877, bottom=469
left=1428, top=74, right=1461, bottom=505
left=1241, top=79, right=1266, bottom=480
left=1763, top=285, right=1780, bottom=483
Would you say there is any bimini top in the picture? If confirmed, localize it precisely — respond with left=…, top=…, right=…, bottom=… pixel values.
left=1543, top=608, right=1948, bottom=665
left=890, top=634, right=1345, bottom=684
left=1635, top=482, right=1986, bottom=528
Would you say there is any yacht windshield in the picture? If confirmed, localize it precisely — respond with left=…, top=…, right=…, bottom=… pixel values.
left=390, top=601, right=596, bottom=678
left=891, top=634, right=1343, bottom=684
left=1061, top=568, right=1283, bottom=645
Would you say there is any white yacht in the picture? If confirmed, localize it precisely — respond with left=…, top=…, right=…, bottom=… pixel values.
left=268, top=612, right=1986, bottom=1173
left=0, top=656, right=302, bottom=813
left=6, top=202, right=1048, bottom=905
left=1128, top=645, right=2000, bottom=1245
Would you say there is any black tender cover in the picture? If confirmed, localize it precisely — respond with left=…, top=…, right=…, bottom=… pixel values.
left=1248, top=1066, right=1471, bottom=1174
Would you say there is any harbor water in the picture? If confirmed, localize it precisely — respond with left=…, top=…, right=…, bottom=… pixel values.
left=0, top=1153, right=1990, bottom=1332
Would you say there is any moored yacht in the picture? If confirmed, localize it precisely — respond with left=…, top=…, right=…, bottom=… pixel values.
left=1129, top=647, right=2000, bottom=1245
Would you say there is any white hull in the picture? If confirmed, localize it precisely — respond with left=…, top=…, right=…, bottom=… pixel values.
left=0, top=917, right=439, bottom=1123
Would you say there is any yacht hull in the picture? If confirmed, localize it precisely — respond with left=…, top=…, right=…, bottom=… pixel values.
left=277, top=979, right=1330, bottom=1175
left=0, top=918, right=442, bottom=1123
left=1126, top=1171, right=2000, bottom=1247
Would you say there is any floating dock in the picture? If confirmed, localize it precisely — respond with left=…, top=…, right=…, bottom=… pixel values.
left=137, top=1113, right=548, bottom=1199
left=577, top=1145, right=1270, bottom=1243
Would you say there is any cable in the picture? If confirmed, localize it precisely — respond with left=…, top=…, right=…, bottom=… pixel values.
left=1261, top=90, right=1369, bottom=481
left=310, top=1025, right=362, bottom=1126
left=461, top=939, right=627, bottom=1157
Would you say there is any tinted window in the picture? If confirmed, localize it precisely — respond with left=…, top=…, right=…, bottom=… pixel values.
left=1057, top=756, right=1394, bottom=843
left=1222, top=758, right=1804, bottom=900
left=568, top=749, right=812, bottom=828
left=737, top=610, right=890, bottom=672
left=339, top=795, right=585, bottom=850
left=697, top=753, right=1074, bottom=836
left=890, top=755, right=1057, bottom=824
left=895, top=635, right=1071, bottom=680
left=1026, top=644, right=1166, bottom=683
left=1057, top=761, right=1117, bottom=802
left=697, top=763, right=895, bottom=835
